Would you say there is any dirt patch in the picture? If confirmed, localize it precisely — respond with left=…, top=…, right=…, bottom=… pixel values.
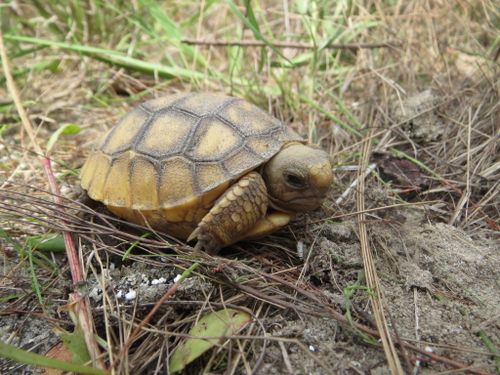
left=1, top=205, right=497, bottom=374
left=0, top=315, right=59, bottom=374
left=251, top=209, right=499, bottom=374
left=391, top=90, right=445, bottom=142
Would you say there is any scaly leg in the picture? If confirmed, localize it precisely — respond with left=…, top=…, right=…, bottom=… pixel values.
left=188, top=172, right=293, bottom=253
left=188, top=172, right=268, bottom=253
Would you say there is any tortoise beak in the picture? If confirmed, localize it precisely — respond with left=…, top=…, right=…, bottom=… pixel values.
left=309, top=160, right=333, bottom=194
left=291, top=160, right=332, bottom=210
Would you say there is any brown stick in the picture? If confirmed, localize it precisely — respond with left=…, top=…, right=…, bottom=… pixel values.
left=0, top=28, right=103, bottom=369
left=181, top=38, right=400, bottom=50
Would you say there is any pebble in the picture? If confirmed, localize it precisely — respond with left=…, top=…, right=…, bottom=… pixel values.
left=151, top=277, right=166, bottom=285
left=125, top=289, right=137, bottom=300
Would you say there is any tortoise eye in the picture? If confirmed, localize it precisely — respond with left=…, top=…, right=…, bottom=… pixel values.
left=285, top=173, right=305, bottom=188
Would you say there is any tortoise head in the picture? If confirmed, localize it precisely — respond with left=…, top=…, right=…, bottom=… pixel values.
left=262, top=143, right=332, bottom=212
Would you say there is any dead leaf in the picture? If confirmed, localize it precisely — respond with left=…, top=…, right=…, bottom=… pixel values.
left=43, top=342, right=72, bottom=375
left=168, top=308, right=251, bottom=373
left=373, top=153, right=430, bottom=189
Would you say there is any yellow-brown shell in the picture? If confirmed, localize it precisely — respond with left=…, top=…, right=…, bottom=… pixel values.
left=80, top=93, right=303, bottom=238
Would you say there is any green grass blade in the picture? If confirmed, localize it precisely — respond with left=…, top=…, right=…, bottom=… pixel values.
left=27, top=246, right=44, bottom=305
left=326, top=92, right=363, bottom=129
left=297, top=93, right=363, bottom=138
left=47, top=123, right=82, bottom=154
left=122, top=232, right=151, bottom=260
left=25, top=234, right=66, bottom=252
left=4, top=34, right=206, bottom=80
left=390, top=147, right=439, bottom=178
left=145, top=1, right=181, bottom=39
left=182, top=0, right=217, bottom=27
left=478, top=330, right=500, bottom=372
left=0, top=340, right=108, bottom=375
left=243, top=0, right=261, bottom=33
left=140, top=0, right=209, bottom=70
left=225, top=0, right=292, bottom=64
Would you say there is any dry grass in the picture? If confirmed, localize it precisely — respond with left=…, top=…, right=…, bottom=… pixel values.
left=1, top=1, right=498, bottom=374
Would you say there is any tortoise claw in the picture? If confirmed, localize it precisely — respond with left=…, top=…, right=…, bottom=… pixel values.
left=188, top=227, right=221, bottom=254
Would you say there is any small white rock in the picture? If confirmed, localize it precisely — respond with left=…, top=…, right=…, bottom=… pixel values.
left=89, top=287, right=101, bottom=300
left=308, top=345, right=316, bottom=352
left=125, top=289, right=137, bottom=300
left=116, top=290, right=123, bottom=299
left=151, top=277, right=167, bottom=285
left=60, top=184, right=72, bottom=197
left=297, top=241, right=305, bottom=259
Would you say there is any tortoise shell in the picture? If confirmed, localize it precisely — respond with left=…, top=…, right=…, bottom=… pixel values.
left=80, top=92, right=304, bottom=238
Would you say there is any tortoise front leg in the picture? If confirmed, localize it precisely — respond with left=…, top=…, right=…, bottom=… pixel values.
left=187, top=172, right=269, bottom=253
left=240, top=211, right=293, bottom=240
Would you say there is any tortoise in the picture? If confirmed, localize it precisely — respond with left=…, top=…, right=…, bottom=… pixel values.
left=80, top=93, right=332, bottom=253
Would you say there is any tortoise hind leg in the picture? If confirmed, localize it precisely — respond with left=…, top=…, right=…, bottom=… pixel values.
left=187, top=172, right=269, bottom=253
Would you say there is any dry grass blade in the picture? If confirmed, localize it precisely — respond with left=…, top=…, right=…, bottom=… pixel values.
left=0, top=186, right=494, bottom=375
left=448, top=108, right=473, bottom=225
left=0, top=28, right=103, bottom=369
left=356, top=128, right=404, bottom=374
left=2, top=1, right=498, bottom=373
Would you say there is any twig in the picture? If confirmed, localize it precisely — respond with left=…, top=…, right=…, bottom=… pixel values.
left=181, top=38, right=400, bottom=50
left=278, top=341, right=294, bottom=373
left=448, top=107, right=473, bottom=225
left=318, top=200, right=442, bottom=224
left=413, top=289, right=421, bottom=375
left=336, top=163, right=377, bottom=204
left=0, top=28, right=103, bottom=368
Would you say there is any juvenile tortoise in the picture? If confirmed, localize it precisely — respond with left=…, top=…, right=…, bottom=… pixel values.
left=80, top=93, right=332, bottom=253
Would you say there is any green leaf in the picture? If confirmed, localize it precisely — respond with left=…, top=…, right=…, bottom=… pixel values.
left=58, top=328, right=91, bottom=365
left=46, top=123, right=81, bottom=153
left=0, top=340, right=108, bottom=375
left=169, top=308, right=251, bottom=373
left=25, top=234, right=66, bottom=252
